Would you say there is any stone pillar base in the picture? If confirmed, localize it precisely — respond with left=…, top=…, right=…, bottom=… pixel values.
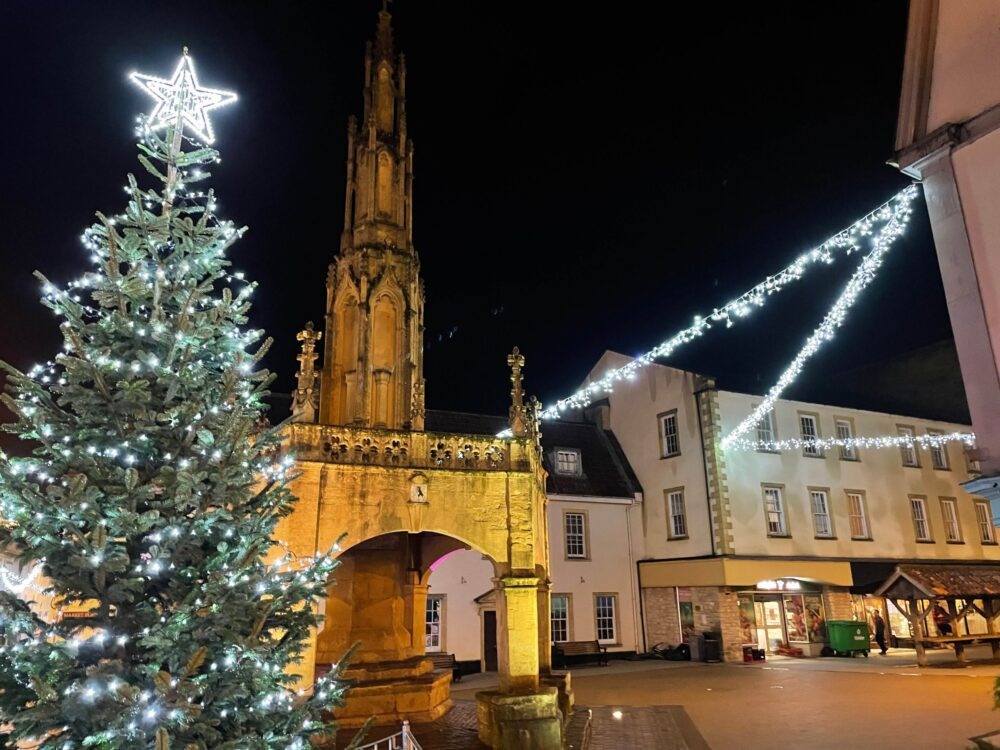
left=476, top=687, right=563, bottom=749
left=331, top=657, right=452, bottom=728
left=540, top=671, right=574, bottom=721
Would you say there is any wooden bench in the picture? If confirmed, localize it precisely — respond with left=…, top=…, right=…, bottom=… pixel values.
left=915, top=634, right=1000, bottom=663
left=428, top=652, right=462, bottom=682
left=553, top=640, right=608, bottom=669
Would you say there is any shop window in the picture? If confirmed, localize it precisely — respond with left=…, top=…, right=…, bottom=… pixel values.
left=928, top=431, right=950, bottom=470
left=846, top=492, right=870, bottom=539
left=425, top=595, right=443, bottom=652
left=909, top=496, right=932, bottom=541
left=783, top=593, right=827, bottom=644
left=755, top=408, right=777, bottom=450
left=976, top=502, right=996, bottom=544
left=677, top=587, right=696, bottom=639
left=659, top=410, right=680, bottom=458
left=666, top=489, right=687, bottom=539
left=551, top=594, right=570, bottom=643
left=940, top=498, right=961, bottom=542
left=835, top=418, right=858, bottom=461
left=898, top=426, right=920, bottom=467
left=810, top=489, right=833, bottom=537
left=595, top=594, right=618, bottom=644
left=798, top=413, right=822, bottom=457
left=762, top=486, right=788, bottom=536
left=564, top=512, right=587, bottom=558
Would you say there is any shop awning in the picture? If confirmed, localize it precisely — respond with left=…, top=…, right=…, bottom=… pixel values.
left=638, top=557, right=853, bottom=588
left=875, top=564, right=1000, bottom=599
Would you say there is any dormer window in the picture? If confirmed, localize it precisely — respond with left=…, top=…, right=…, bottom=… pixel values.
left=555, top=449, right=582, bottom=476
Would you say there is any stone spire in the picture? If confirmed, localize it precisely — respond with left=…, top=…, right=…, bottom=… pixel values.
left=375, top=0, right=395, bottom=62
left=317, top=7, right=424, bottom=430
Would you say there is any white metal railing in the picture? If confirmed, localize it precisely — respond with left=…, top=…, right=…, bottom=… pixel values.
left=356, top=721, right=423, bottom=750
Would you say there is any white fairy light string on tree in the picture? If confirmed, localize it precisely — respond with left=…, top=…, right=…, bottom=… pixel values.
left=0, top=50, right=350, bottom=749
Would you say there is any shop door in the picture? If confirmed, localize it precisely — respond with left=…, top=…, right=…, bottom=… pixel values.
left=754, top=596, right=786, bottom=652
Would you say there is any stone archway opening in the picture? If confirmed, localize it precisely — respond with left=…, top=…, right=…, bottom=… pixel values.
left=317, top=530, right=499, bottom=728
left=422, top=547, right=497, bottom=673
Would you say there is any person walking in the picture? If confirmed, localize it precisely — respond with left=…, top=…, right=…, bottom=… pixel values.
left=873, top=610, right=888, bottom=655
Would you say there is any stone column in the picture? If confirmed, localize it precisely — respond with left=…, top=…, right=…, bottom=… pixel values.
left=496, top=576, right=540, bottom=692
left=373, top=368, right=391, bottom=427
left=536, top=579, right=552, bottom=674
left=403, top=570, right=429, bottom=656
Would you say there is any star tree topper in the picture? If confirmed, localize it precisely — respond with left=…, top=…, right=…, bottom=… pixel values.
left=130, top=48, right=237, bottom=144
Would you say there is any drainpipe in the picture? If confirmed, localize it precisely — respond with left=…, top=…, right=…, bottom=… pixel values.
left=625, top=493, right=645, bottom=653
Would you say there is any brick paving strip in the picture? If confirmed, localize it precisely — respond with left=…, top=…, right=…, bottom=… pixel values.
left=583, top=705, right=710, bottom=750
left=332, top=700, right=710, bottom=750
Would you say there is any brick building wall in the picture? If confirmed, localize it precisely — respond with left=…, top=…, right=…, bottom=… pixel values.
left=642, top=587, right=679, bottom=646
left=822, top=587, right=854, bottom=621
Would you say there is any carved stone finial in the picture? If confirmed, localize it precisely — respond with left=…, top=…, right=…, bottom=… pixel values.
left=526, top=395, right=542, bottom=448
left=292, top=321, right=322, bottom=423
left=507, top=347, right=527, bottom=437
left=410, top=377, right=426, bottom=431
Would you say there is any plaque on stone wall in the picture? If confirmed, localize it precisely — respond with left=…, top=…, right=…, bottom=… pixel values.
left=409, top=473, right=428, bottom=503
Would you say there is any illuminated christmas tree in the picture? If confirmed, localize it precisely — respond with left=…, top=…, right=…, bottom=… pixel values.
left=0, top=51, right=347, bottom=749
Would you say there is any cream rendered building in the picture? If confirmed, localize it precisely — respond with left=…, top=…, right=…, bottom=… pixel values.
left=893, top=0, right=1000, bottom=513
left=586, top=351, right=1000, bottom=661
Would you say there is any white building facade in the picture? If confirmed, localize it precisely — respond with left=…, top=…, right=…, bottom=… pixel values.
left=586, top=351, right=1000, bottom=661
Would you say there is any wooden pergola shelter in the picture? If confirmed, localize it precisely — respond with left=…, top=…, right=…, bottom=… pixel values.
left=875, top=564, right=1000, bottom=666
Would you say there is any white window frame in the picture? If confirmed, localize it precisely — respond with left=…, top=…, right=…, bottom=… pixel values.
left=940, top=498, right=961, bottom=543
left=810, top=488, right=834, bottom=538
left=425, top=594, right=444, bottom=652
left=666, top=489, right=687, bottom=539
left=846, top=491, right=870, bottom=540
left=910, top=496, right=932, bottom=541
left=659, top=410, right=680, bottom=458
left=550, top=594, right=570, bottom=643
left=755, top=408, right=777, bottom=451
left=835, top=418, right=858, bottom=461
left=564, top=511, right=587, bottom=559
left=927, top=430, right=950, bottom=471
left=976, top=502, right=996, bottom=544
left=799, top=413, right=822, bottom=457
left=898, top=426, right=920, bottom=467
left=554, top=448, right=582, bottom=477
left=594, top=593, right=618, bottom=645
left=762, top=485, right=788, bottom=537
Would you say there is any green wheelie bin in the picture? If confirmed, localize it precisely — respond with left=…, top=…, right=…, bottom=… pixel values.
left=826, top=620, right=871, bottom=657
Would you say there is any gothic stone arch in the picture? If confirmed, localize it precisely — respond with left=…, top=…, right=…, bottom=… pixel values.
left=276, top=423, right=554, bottom=729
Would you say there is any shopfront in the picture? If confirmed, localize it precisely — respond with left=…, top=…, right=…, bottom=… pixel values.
left=637, top=557, right=854, bottom=662
left=736, top=579, right=828, bottom=656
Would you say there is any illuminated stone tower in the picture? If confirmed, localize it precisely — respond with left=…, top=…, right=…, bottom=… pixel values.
left=318, top=4, right=424, bottom=430
left=282, top=8, right=564, bottom=746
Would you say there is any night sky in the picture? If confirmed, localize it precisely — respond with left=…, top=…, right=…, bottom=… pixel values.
left=1, top=2, right=957, bottom=421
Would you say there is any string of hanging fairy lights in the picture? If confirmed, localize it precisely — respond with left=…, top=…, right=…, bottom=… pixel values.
left=509, top=184, right=975, bottom=454
left=727, top=430, right=976, bottom=454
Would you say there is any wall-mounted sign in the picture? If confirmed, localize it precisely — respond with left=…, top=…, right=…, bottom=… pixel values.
left=410, top=473, right=429, bottom=503
left=756, top=578, right=802, bottom=592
